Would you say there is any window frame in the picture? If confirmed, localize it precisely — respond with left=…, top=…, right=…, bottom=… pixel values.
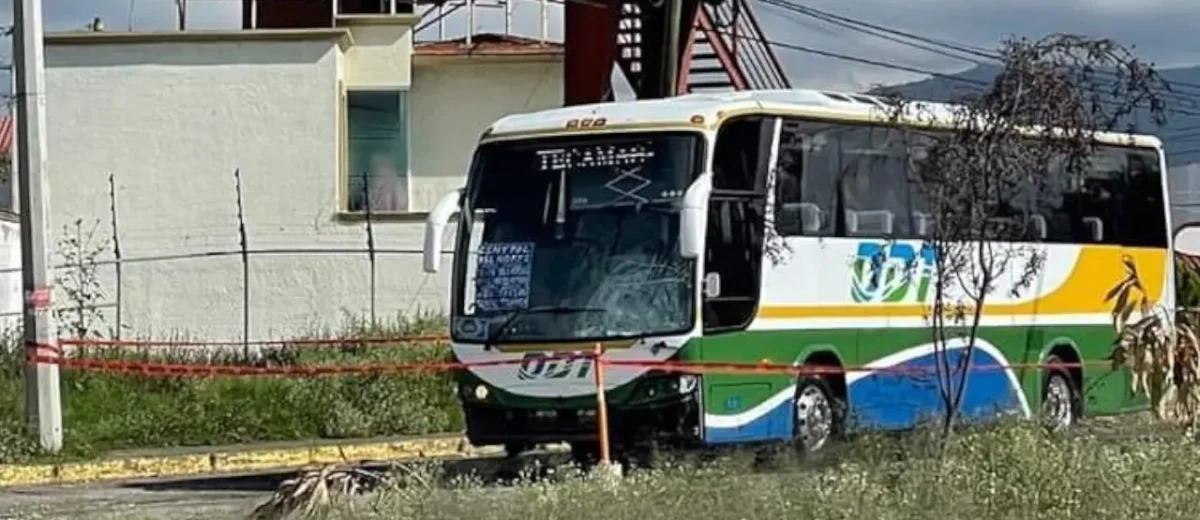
left=768, top=115, right=1170, bottom=248
left=339, top=86, right=412, bottom=215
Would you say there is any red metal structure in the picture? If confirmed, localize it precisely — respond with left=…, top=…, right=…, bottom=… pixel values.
left=570, top=0, right=790, bottom=104
left=243, top=0, right=789, bottom=104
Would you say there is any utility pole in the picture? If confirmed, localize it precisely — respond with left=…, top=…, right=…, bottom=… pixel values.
left=661, top=0, right=684, bottom=97
left=13, top=0, right=62, bottom=452
left=175, top=0, right=187, bottom=31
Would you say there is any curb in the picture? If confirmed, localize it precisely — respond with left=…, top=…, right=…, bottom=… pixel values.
left=0, top=435, right=490, bottom=488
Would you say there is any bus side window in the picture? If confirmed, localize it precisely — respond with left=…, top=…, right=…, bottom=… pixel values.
left=712, top=117, right=767, bottom=192
left=1122, top=151, right=1167, bottom=248
left=839, top=126, right=911, bottom=238
left=775, top=119, right=836, bottom=236
left=1044, top=147, right=1166, bottom=248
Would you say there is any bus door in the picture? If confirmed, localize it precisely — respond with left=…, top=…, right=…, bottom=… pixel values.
left=699, top=115, right=778, bottom=442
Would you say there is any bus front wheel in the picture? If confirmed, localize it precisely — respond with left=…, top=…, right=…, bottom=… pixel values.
left=792, top=375, right=844, bottom=454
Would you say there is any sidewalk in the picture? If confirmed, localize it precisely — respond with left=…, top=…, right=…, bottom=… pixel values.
left=0, top=433, right=500, bottom=488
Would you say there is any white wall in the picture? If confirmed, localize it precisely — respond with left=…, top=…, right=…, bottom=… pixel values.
left=1171, top=162, right=1200, bottom=230
left=0, top=220, right=21, bottom=332
left=408, top=57, right=563, bottom=211
left=38, top=37, right=563, bottom=342
left=43, top=36, right=432, bottom=341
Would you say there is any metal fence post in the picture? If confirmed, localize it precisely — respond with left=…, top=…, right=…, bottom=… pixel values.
left=363, top=173, right=377, bottom=325
left=234, top=169, right=249, bottom=359
left=107, top=173, right=122, bottom=340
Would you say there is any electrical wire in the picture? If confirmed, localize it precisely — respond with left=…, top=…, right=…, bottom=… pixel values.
left=760, top=0, right=1200, bottom=114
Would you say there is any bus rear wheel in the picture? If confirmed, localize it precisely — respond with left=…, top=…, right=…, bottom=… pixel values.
left=792, top=376, right=843, bottom=454
left=1041, top=354, right=1080, bottom=430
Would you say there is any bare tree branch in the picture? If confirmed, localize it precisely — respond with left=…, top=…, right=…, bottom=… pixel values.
left=880, top=33, right=1169, bottom=438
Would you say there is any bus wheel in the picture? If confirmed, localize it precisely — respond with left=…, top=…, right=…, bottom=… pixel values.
left=793, top=376, right=843, bottom=454
left=569, top=441, right=601, bottom=469
left=504, top=441, right=533, bottom=459
left=1041, top=355, right=1080, bottom=430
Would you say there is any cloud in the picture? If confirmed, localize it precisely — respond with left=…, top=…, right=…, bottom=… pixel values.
left=760, top=0, right=1200, bottom=91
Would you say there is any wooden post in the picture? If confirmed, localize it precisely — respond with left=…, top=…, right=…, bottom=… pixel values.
left=593, top=342, right=611, bottom=465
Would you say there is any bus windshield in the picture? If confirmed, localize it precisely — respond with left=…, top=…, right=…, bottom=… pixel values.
left=450, top=132, right=703, bottom=344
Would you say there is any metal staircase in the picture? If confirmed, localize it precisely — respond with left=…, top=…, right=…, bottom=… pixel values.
left=686, top=0, right=791, bottom=93
left=615, top=1, right=648, bottom=95
left=615, top=0, right=790, bottom=97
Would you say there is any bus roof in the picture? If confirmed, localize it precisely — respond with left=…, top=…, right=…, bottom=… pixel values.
left=482, top=88, right=1164, bottom=149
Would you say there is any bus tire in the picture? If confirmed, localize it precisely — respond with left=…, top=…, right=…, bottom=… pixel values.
left=504, top=441, right=533, bottom=459
left=792, top=375, right=844, bottom=454
left=569, top=441, right=601, bottom=469
left=1041, top=354, right=1081, bottom=430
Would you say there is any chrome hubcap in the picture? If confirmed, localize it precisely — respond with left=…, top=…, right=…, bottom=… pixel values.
left=1042, top=375, right=1074, bottom=430
left=795, top=384, right=833, bottom=452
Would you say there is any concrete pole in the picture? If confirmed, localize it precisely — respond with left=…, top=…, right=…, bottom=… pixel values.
left=466, top=0, right=475, bottom=46
left=504, top=0, right=512, bottom=35
left=539, top=0, right=548, bottom=41
left=663, top=0, right=684, bottom=97
left=13, top=0, right=63, bottom=452
left=437, top=4, right=445, bottom=40
left=175, top=0, right=186, bottom=30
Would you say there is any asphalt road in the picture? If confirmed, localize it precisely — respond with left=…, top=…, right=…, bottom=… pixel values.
left=0, top=474, right=282, bottom=520
left=0, top=451, right=570, bottom=520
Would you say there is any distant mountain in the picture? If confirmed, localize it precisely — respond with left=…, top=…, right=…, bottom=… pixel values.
left=874, top=64, right=1200, bottom=166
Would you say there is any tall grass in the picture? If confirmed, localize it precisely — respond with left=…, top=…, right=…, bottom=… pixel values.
left=0, top=311, right=463, bottom=463
left=361, top=425, right=1200, bottom=520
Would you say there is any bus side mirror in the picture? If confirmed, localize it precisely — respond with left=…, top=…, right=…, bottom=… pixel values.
left=1176, top=224, right=1200, bottom=258
left=680, top=173, right=713, bottom=260
left=423, top=189, right=462, bottom=273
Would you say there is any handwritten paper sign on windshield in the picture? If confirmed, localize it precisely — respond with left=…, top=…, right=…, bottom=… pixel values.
left=475, top=242, right=534, bottom=312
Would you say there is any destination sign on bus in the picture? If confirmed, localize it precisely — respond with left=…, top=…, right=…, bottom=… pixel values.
left=535, top=143, right=655, bottom=172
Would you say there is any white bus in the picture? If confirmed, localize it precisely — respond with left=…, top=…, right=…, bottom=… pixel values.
left=423, top=89, right=1173, bottom=461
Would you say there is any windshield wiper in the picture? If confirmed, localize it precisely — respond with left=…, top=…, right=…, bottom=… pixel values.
left=484, top=306, right=606, bottom=351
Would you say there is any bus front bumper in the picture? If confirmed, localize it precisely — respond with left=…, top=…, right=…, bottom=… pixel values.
left=462, top=396, right=700, bottom=446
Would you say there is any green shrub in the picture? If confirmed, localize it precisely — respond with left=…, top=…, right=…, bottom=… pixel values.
left=369, top=424, right=1200, bottom=520
left=0, top=313, right=462, bottom=463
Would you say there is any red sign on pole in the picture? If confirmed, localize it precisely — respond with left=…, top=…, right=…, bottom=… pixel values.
left=26, top=287, right=50, bottom=310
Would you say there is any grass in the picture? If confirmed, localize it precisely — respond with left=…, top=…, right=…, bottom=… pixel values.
left=346, top=423, right=1200, bottom=520
left=0, top=311, right=464, bottom=464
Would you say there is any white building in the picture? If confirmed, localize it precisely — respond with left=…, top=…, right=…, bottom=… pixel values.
left=1171, top=162, right=1200, bottom=228
left=36, top=13, right=563, bottom=341
left=0, top=115, right=20, bottom=332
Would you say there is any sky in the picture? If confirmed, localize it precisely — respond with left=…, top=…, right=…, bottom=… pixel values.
left=0, top=0, right=1196, bottom=93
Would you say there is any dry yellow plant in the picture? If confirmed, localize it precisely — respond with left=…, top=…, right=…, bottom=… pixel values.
left=1107, top=254, right=1200, bottom=427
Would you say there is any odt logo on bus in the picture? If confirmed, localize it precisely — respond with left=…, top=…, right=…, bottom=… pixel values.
left=517, top=351, right=594, bottom=381
left=850, top=241, right=937, bottom=304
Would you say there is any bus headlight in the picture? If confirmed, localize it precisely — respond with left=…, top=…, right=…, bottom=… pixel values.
left=461, top=383, right=489, bottom=401
left=473, top=385, right=490, bottom=401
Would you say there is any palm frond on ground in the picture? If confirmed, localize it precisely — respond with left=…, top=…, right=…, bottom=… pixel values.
left=249, top=464, right=411, bottom=520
